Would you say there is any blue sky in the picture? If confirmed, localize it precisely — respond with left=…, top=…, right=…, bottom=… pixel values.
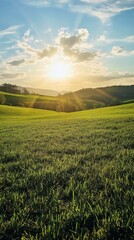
left=0, top=0, right=134, bottom=91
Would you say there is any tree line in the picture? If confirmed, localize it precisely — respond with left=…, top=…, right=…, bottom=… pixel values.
left=0, top=83, right=29, bottom=94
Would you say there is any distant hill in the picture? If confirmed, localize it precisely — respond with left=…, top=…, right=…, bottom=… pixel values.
left=18, top=86, right=59, bottom=96
left=0, top=85, right=134, bottom=112
left=0, top=83, right=59, bottom=96
left=74, top=85, right=134, bottom=103
left=55, top=85, right=134, bottom=111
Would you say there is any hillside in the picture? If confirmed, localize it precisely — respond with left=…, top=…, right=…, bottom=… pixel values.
left=0, top=102, right=134, bottom=120
left=17, top=86, right=59, bottom=96
left=0, top=85, right=134, bottom=112
left=61, top=85, right=134, bottom=107
left=75, top=85, right=134, bottom=101
left=0, top=84, right=59, bottom=96
left=0, top=103, right=134, bottom=239
left=0, top=91, right=58, bottom=111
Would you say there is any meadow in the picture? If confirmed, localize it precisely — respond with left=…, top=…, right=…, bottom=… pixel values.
left=0, top=103, right=134, bottom=239
left=0, top=91, right=104, bottom=112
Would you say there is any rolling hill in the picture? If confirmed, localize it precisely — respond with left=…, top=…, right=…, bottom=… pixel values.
left=61, top=85, right=134, bottom=108
left=0, top=85, right=134, bottom=112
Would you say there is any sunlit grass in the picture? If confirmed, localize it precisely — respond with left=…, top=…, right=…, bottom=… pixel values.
left=0, top=104, right=134, bottom=239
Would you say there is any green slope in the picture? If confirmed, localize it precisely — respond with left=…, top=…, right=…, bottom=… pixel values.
left=0, top=102, right=134, bottom=121
left=0, top=91, right=58, bottom=110
left=0, top=104, right=134, bottom=239
left=0, top=104, right=64, bottom=120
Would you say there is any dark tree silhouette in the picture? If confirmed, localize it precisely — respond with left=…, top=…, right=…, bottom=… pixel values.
left=0, top=83, right=21, bottom=94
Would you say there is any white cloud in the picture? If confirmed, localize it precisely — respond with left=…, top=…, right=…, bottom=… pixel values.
left=21, top=0, right=70, bottom=7
left=7, top=59, right=25, bottom=66
left=97, top=34, right=134, bottom=43
left=58, top=0, right=70, bottom=3
left=56, top=28, right=97, bottom=62
left=0, top=72, right=24, bottom=79
left=71, top=0, right=134, bottom=22
left=20, top=1, right=134, bottom=22
left=57, top=28, right=89, bottom=48
left=23, top=29, right=34, bottom=43
left=0, top=25, right=21, bottom=37
left=112, top=46, right=134, bottom=56
left=24, top=29, right=31, bottom=38
left=18, top=41, right=57, bottom=59
left=16, top=28, right=96, bottom=63
left=125, top=36, right=134, bottom=42
left=111, top=71, right=134, bottom=79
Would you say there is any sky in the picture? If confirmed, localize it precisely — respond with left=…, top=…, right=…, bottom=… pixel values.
left=0, top=0, right=134, bottom=91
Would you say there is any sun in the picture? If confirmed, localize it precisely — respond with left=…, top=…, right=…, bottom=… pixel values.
left=48, top=58, right=73, bottom=80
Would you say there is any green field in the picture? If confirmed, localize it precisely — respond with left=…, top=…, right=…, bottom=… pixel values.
left=0, top=91, right=103, bottom=112
left=0, top=104, right=134, bottom=239
left=0, top=91, right=58, bottom=111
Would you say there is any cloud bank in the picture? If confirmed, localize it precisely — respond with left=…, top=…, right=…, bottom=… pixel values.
left=15, top=28, right=97, bottom=64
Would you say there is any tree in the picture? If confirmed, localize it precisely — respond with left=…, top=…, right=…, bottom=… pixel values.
left=0, top=83, right=21, bottom=94
left=22, top=88, right=29, bottom=94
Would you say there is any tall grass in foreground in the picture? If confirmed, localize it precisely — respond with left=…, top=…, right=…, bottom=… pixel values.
left=0, top=104, right=134, bottom=239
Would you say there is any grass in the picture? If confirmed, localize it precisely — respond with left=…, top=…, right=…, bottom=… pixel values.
left=0, top=103, right=134, bottom=239
left=0, top=91, right=58, bottom=111
left=0, top=91, right=56, bottom=101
